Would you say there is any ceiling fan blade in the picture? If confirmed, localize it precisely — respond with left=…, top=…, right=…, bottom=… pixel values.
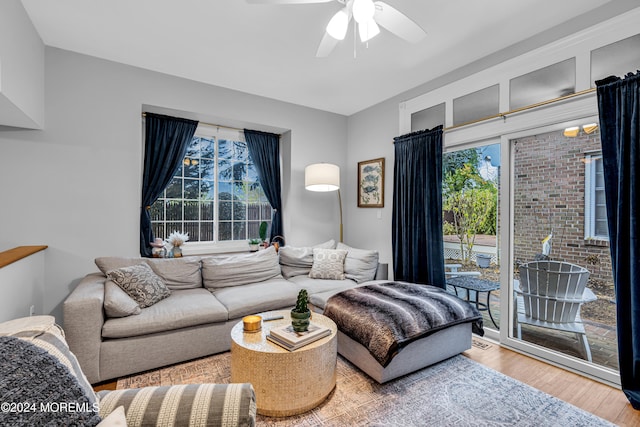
left=246, top=0, right=333, bottom=4
left=373, top=1, right=426, bottom=43
left=316, top=32, right=340, bottom=57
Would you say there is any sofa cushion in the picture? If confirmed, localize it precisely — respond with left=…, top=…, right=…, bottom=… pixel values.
left=278, top=239, right=336, bottom=279
left=95, top=256, right=141, bottom=275
left=103, top=280, right=141, bottom=318
left=308, top=282, right=381, bottom=310
left=102, top=289, right=228, bottom=339
left=145, top=257, right=202, bottom=289
left=337, top=242, right=379, bottom=283
left=288, top=275, right=358, bottom=296
left=309, top=248, right=347, bottom=280
left=210, top=278, right=299, bottom=319
left=96, top=256, right=202, bottom=289
left=202, top=246, right=281, bottom=289
left=107, top=263, right=171, bottom=308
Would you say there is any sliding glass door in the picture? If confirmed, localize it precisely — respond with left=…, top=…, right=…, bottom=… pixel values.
left=508, top=122, right=618, bottom=377
left=442, top=121, right=619, bottom=384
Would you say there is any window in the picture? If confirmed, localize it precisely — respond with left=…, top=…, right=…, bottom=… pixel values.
left=509, top=58, right=576, bottom=110
left=150, top=126, right=272, bottom=245
left=452, top=85, right=499, bottom=126
left=584, top=153, right=608, bottom=241
left=411, top=103, right=445, bottom=132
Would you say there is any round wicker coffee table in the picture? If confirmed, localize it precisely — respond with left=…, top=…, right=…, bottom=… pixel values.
left=230, top=310, right=337, bottom=417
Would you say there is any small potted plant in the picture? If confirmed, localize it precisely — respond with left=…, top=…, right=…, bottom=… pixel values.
left=166, top=231, right=189, bottom=258
left=291, top=289, right=311, bottom=332
left=259, top=221, right=269, bottom=247
left=248, top=238, right=261, bottom=252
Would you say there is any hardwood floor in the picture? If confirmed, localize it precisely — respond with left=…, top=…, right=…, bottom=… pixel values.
left=94, top=338, right=640, bottom=425
left=464, top=338, right=640, bottom=426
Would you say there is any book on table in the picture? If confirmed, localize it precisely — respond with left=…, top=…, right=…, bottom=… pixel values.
left=267, top=323, right=331, bottom=351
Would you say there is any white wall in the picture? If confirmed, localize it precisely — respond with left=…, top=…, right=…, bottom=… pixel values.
left=0, top=251, right=46, bottom=322
left=0, top=48, right=347, bottom=323
left=0, top=0, right=44, bottom=129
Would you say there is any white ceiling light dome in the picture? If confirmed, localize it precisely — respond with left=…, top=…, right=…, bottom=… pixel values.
left=352, top=0, right=375, bottom=24
left=326, top=8, right=349, bottom=40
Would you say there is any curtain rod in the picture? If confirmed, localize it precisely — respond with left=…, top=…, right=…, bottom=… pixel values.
left=141, top=112, right=244, bottom=133
left=401, top=87, right=597, bottom=137
left=443, top=87, right=597, bottom=132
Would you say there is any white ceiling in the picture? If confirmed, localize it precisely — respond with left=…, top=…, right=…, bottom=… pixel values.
left=20, top=0, right=628, bottom=116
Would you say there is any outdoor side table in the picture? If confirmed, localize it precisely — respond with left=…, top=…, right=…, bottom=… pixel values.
left=446, top=276, right=500, bottom=328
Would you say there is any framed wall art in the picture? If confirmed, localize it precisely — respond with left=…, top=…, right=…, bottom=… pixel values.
left=357, top=157, right=385, bottom=208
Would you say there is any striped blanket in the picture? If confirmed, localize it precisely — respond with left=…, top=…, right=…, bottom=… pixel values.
left=323, top=282, right=484, bottom=367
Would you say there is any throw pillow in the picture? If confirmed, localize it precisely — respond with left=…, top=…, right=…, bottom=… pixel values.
left=103, top=280, right=141, bottom=318
left=202, top=245, right=282, bottom=288
left=279, top=239, right=336, bottom=279
left=337, top=242, right=379, bottom=283
left=309, top=248, right=348, bottom=280
left=106, top=264, right=171, bottom=308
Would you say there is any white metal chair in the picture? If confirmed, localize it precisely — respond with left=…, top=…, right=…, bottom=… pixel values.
left=515, top=260, right=595, bottom=362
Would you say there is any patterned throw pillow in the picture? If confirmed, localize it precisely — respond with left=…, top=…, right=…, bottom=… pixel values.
left=309, top=248, right=348, bottom=280
left=107, top=264, right=171, bottom=308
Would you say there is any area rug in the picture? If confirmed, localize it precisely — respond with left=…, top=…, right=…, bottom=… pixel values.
left=117, top=353, right=613, bottom=426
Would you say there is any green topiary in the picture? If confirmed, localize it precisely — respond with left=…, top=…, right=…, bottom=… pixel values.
left=259, top=221, right=268, bottom=242
left=293, top=289, right=309, bottom=313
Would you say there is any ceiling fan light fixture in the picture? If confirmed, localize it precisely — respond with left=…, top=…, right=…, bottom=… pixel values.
left=359, top=19, right=380, bottom=42
left=326, top=9, right=349, bottom=40
left=352, top=0, right=375, bottom=24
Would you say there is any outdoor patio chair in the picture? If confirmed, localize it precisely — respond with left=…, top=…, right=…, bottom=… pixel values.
left=515, top=260, right=595, bottom=362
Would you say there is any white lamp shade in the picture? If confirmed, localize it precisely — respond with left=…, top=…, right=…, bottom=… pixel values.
left=305, top=163, right=340, bottom=192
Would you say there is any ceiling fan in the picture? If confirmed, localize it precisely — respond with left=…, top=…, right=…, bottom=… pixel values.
left=247, top=0, right=427, bottom=57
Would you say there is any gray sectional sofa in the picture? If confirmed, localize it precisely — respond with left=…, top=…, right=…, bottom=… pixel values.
left=64, top=241, right=387, bottom=384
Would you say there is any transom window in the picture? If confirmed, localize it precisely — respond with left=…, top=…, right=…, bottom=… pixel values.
left=150, top=126, right=272, bottom=244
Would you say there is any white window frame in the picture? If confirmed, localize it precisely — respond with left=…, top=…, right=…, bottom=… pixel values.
left=152, top=124, right=272, bottom=255
left=584, top=152, right=608, bottom=242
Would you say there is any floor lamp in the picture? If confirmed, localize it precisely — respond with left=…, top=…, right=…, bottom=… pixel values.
left=305, top=163, right=343, bottom=242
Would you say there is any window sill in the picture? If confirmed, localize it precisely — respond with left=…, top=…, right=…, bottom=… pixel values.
left=584, top=238, right=609, bottom=248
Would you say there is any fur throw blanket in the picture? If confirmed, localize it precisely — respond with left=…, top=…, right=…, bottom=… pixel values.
left=323, top=282, right=484, bottom=366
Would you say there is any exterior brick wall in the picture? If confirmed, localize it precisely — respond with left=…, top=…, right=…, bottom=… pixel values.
left=512, top=128, right=612, bottom=280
